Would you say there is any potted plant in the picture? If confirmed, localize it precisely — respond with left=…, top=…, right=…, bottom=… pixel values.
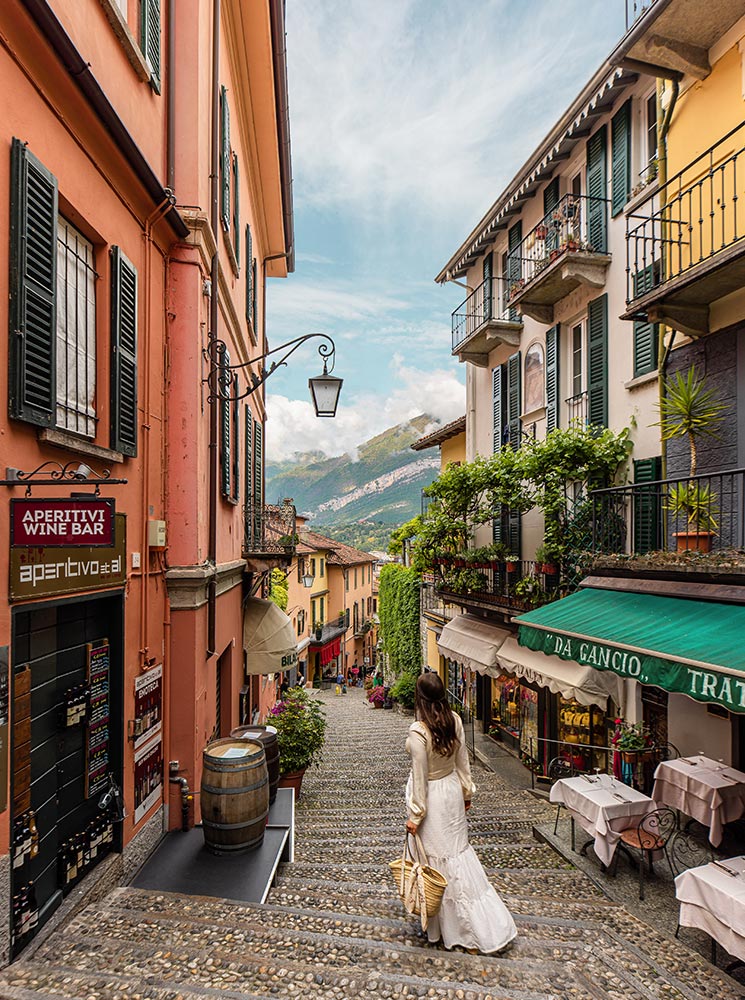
left=270, top=688, right=327, bottom=798
left=657, top=367, right=726, bottom=552
left=512, top=574, right=546, bottom=609
left=504, top=554, right=519, bottom=573
left=535, top=224, right=548, bottom=241
left=313, top=622, right=323, bottom=641
left=535, top=542, right=559, bottom=575
left=611, top=718, right=654, bottom=764
left=389, top=672, right=417, bottom=712
left=368, top=685, right=386, bottom=709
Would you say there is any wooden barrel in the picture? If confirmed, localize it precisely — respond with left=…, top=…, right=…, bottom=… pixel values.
left=230, top=724, right=280, bottom=804
left=201, top=739, right=269, bottom=854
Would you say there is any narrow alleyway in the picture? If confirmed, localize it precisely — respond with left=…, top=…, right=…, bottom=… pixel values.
left=0, top=689, right=741, bottom=999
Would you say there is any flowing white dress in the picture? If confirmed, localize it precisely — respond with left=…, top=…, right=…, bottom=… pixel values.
left=405, top=715, right=517, bottom=954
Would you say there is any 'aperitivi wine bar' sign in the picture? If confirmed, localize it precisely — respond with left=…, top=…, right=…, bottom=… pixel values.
left=11, top=499, right=115, bottom=547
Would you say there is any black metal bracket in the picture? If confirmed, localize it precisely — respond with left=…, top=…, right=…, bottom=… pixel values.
left=203, top=333, right=336, bottom=403
left=0, top=462, right=127, bottom=497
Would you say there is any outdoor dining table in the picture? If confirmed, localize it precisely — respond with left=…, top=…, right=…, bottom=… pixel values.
left=652, top=755, right=745, bottom=847
left=549, top=773, right=656, bottom=867
left=675, top=855, right=745, bottom=963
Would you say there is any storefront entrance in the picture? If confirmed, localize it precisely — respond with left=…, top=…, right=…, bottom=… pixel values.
left=10, top=592, right=123, bottom=955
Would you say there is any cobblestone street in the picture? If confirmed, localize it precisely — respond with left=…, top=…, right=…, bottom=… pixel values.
left=0, top=688, right=743, bottom=999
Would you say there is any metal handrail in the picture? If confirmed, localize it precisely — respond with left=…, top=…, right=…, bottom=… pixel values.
left=451, top=276, right=516, bottom=351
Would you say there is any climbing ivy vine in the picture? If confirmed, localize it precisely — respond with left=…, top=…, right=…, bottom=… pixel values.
left=378, top=564, right=421, bottom=678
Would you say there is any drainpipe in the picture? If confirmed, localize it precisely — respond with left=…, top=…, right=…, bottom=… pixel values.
left=656, top=75, right=679, bottom=479
left=207, top=0, right=220, bottom=657
left=169, top=775, right=191, bottom=832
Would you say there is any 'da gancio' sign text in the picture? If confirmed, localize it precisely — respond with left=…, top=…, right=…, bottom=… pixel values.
left=11, top=499, right=115, bottom=547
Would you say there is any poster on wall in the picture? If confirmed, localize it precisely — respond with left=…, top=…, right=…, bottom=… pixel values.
left=85, top=639, right=110, bottom=798
left=0, top=646, right=7, bottom=814
left=133, top=663, right=162, bottom=751
left=134, top=733, right=162, bottom=824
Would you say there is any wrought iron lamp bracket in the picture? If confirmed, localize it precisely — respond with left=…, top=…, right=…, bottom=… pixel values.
left=203, top=333, right=336, bottom=403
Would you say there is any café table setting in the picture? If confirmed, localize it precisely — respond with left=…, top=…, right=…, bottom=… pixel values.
left=549, top=772, right=656, bottom=867
left=675, top=854, right=745, bottom=963
left=652, top=755, right=745, bottom=847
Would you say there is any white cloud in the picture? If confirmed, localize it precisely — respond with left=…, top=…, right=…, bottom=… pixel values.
left=295, top=252, right=334, bottom=265
left=266, top=365, right=465, bottom=462
left=266, top=279, right=409, bottom=325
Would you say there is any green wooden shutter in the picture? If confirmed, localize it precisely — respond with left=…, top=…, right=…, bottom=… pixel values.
left=587, top=294, right=608, bottom=428
left=545, top=325, right=560, bottom=433
left=233, top=154, right=240, bottom=268
left=232, top=389, right=240, bottom=502
left=507, top=507, right=521, bottom=559
left=9, top=138, right=58, bottom=427
left=507, top=221, right=522, bottom=321
left=220, top=357, right=232, bottom=498
left=543, top=177, right=560, bottom=253
left=253, top=419, right=263, bottom=510
left=633, top=457, right=662, bottom=554
left=110, top=247, right=139, bottom=456
left=492, top=364, right=505, bottom=453
left=611, top=100, right=631, bottom=216
left=252, top=259, right=258, bottom=332
left=632, top=265, right=659, bottom=376
left=507, top=350, right=521, bottom=447
left=141, top=0, right=161, bottom=92
left=482, top=251, right=493, bottom=321
left=220, top=86, right=230, bottom=232
left=586, top=125, right=607, bottom=252
left=244, top=405, right=253, bottom=544
left=245, top=224, right=253, bottom=327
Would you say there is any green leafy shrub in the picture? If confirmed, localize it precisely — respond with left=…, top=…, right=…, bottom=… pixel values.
left=269, top=688, right=327, bottom=775
left=390, top=672, right=417, bottom=709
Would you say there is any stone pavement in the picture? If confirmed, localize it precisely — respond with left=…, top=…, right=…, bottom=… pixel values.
left=0, top=688, right=743, bottom=999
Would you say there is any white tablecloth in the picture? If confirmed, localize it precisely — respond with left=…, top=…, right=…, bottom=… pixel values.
left=653, top=756, right=745, bottom=847
left=550, top=774, right=656, bottom=867
left=675, top=855, right=745, bottom=961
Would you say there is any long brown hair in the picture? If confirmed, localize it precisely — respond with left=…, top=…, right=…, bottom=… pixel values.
left=415, top=672, right=457, bottom=756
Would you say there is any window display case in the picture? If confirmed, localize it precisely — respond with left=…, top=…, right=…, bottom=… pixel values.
left=557, top=697, right=609, bottom=772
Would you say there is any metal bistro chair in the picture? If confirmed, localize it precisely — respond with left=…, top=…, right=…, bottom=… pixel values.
left=548, top=756, right=576, bottom=835
left=615, top=807, right=677, bottom=900
left=670, top=829, right=715, bottom=956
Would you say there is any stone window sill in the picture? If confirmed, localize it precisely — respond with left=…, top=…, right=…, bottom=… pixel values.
left=39, top=427, right=124, bottom=464
left=97, top=0, right=151, bottom=85
left=624, top=369, right=659, bottom=390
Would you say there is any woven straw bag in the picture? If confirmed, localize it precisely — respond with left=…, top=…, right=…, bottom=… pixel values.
left=389, top=834, right=447, bottom=930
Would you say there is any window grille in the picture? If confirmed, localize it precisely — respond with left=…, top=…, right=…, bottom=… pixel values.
left=56, top=218, right=96, bottom=437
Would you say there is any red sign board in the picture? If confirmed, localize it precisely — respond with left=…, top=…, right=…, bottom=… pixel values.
left=11, top=498, right=115, bottom=547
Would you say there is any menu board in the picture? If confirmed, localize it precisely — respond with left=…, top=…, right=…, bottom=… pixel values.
left=85, top=639, right=110, bottom=798
left=134, top=733, right=162, bottom=824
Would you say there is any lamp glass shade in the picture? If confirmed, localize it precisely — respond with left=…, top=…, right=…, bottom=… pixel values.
left=302, top=573, right=315, bottom=588
left=309, top=373, right=343, bottom=417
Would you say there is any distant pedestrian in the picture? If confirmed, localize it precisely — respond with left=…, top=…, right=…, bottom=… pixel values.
left=279, top=677, right=290, bottom=698
left=405, top=672, right=516, bottom=954
left=296, top=670, right=306, bottom=688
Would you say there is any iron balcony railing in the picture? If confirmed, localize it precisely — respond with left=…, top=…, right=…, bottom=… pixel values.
left=435, top=558, right=556, bottom=612
left=242, top=501, right=297, bottom=557
left=625, top=0, right=658, bottom=31
left=626, top=120, right=745, bottom=305
left=566, top=391, right=588, bottom=426
left=420, top=578, right=459, bottom=621
left=507, top=193, right=609, bottom=300
left=451, top=276, right=516, bottom=352
left=590, top=468, right=745, bottom=556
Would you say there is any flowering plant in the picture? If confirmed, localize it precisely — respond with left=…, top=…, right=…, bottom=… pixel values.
left=368, top=685, right=386, bottom=707
left=611, top=718, right=653, bottom=752
left=269, top=688, right=327, bottom=775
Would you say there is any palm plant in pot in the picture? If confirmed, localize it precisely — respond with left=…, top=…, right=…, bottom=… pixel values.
left=656, top=367, right=726, bottom=552
left=269, top=688, right=327, bottom=798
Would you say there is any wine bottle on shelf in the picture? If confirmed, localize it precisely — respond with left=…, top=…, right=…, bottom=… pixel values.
left=29, top=810, right=39, bottom=858
left=27, top=882, right=38, bottom=931
left=22, top=816, right=31, bottom=860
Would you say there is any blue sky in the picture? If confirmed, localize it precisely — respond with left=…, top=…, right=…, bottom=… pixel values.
left=265, top=0, right=626, bottom=461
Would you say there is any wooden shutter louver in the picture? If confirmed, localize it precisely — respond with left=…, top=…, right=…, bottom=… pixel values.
left=252, top=259, right=257, bottom=332
left=545, top=325, right=560, bottom=433
left=232, top=389, right=240, bottom=503
left=543, top=178, right=560, bottom=254
left=633, top=265, right=659, bottom=376
left=633, top=457, right=662, bottom=554
left=586, top=126, right=607, bottom=252
left=110, top=247, right=139, bottom=456
left=245, top=224, right=253, bottom=328
left=220, top=86, right=231, bottom=232
left=233, top=154, right=240, bottom=268
left=492, top=364, right=505, bottom=454
left=611, top=100, right=631, bottom=216
left=219, top=356, right=232, bottom=498
left=244, top=405, right=253, bottom=544
left=253, top=419, right=263, bottom=547
left=482, top=251, right=493, bottom=321
left=507, top=351, right=521, bottom=448
left=9, top=138, right=58, bottom=427
left=141, top=0, right=161, bottom=92
left=587, top=294, right=608, bottom=428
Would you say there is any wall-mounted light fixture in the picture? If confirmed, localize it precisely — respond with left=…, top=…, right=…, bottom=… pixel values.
left=204, top=333, right=343, bottom=417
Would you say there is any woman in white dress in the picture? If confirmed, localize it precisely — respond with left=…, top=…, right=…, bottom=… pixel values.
left=405, top=672, right=517, bottom=954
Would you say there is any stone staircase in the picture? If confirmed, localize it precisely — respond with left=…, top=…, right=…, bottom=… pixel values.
left=0, top=691, right=741, bottom=1000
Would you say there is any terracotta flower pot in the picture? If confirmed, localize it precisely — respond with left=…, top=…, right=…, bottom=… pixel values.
left=673, top=530, right=714, bottom=553
left=505, top=561, right=517, bottom=573
left=620, top=750, right=654, bottom=764
left=278, top=768, right=306, bottom=799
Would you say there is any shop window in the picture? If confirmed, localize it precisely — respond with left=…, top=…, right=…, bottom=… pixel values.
left=491, top=676, right=521, bottom=739
left=557, top=697, right=609, bottom=772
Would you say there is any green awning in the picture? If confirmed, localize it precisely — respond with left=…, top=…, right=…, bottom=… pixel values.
left=515, top=588, right=745, bottom=714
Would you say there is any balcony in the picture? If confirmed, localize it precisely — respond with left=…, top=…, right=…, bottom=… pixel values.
left=589, top=469, right=745, bottom=572
left=566, top=391, right=588, bottom=426
left=507, top=194, right=611, bottom=323
left=434, top=559, right=556, bottom=615
left=451, top=277, right=522, bottom=366
left=624, top=122, right=745, bottom=338
left=242, top=501, right=297, bottom=565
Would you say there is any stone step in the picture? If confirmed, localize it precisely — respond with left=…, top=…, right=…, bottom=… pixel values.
left=29, top=925, right=565, bottom=1000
